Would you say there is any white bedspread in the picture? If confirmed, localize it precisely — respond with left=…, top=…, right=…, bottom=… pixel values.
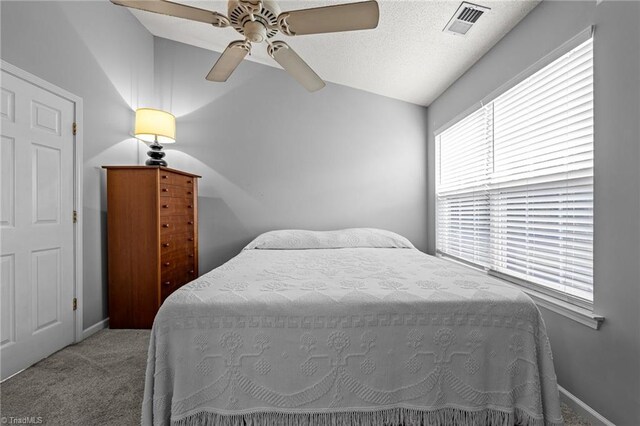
left=143, top=247, right=563, bottom=425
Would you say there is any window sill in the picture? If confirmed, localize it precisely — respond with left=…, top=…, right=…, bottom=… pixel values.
left=516, top=286, right=604, bottom=330
left=436, top=254, right=605, bottom=330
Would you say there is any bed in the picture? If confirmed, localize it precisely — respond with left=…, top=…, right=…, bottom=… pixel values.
left=142, top=228, right=563, bottom=426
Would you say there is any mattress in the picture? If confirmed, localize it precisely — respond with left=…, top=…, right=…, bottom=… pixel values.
left=142, top=229, right=563, bottom=426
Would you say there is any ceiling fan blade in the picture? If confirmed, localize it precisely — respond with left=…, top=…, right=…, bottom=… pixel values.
left=206, top=41, right=251, bottom=82
left=268, top=42, right=325, bottom=92
left=110, top=0, right=229, bottom=26
left=277, top=0, right=379, bottom=36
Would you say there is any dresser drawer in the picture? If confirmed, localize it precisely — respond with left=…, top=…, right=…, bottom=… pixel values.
left=161, top=270, right=188, bottom=301
left=160, top=270, right=185, bottom=291
left=160, top=184, right=195, bottom=198
left=161, top=243, right=196, bottom=260
left=159, top=172, right=195, bottom=188
left=160, top=216, right=196, bottom=235
left=160, top=233, right=196, bottom=252
left=161, top=267, right=194, bottom=286
left=161, top=255, right=196, bottom=280
left=160, top=198, right=195, bottom=216
left=163, top=269, right=197, bottom=287
left=161, top=242, right=196, bottom=263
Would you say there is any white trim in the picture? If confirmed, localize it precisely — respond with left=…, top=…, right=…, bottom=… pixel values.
left=0, top=367, right=26, bottom=384
left=82, top=318, right=110, bottom=340
left=559, top=385, right=615, bottom=426
left=1, top=60, right=84, bottom=343
left=74, top=97, right=84, bottom=344
left=521, top=286, right=603, bottom=330
left=1, top=60, right=84, bottom=108
left=437, top=254, right=604, bottom=330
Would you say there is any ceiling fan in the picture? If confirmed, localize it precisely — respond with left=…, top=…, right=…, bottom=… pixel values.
left=111, top=0, right=380, bottom=92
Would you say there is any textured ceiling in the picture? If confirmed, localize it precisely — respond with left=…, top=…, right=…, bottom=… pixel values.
left=126, top=0, right=539, bottom=106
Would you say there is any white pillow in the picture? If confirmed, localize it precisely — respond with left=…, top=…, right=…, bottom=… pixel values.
left=243, top=228, right=415, bottom=250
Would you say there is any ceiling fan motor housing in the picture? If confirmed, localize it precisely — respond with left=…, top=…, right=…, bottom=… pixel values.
left=228, top=0, right=280, bottom=42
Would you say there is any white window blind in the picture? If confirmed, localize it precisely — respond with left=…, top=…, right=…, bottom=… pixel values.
left=436, top=106, right=492, bottom=267
left=436, top=38, right=594, bottom=302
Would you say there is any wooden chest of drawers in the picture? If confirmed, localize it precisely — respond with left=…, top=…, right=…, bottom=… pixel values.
left=103, top=166, right=200, bottom=329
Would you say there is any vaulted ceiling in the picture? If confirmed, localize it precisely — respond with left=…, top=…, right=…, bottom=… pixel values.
left=126, top=0, right=539, bottom=106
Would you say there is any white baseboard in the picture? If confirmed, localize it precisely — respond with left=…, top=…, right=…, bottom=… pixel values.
left=559, top=385, right=615, bottom=426
left=82, top=317, right=109, bottom=340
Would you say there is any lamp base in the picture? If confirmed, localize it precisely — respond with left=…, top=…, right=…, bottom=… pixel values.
left=145, top=157, right=168, bottom=166
left=146, top=139, right=168, bottom=167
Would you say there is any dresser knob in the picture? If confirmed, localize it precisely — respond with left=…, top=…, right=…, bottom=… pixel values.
left=164, top=262, right=171, bottom=266
left=189, top=270, right=194, bottom=274
left=162, top=224, right=170, bottom=228
left=187, top=191, right=193, bottom=195
left=161, top=175, right=168, bottom=179
left=188, top=237, right=194, bottom=241
left=162, top=204, right=169, bottom=208
left=163, top=281, right=171, bottom=286
left=188, top=221, right=194, bottom=225
left=162, top=188, right=169, bottom=192
left=188, top=254, right=194, bottom=258
left=188, top=205, right=193, bottom=209
left=162, top=243, right=170, bottom=248
left=187, top=180, right=192, bottom=184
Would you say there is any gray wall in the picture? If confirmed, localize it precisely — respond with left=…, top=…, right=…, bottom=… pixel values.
left=1, top=2, right=428, bottom=331
left=426, top=1, right=640, bottom=424
left=153, top=37, right=428, bottom=273
left=1, top=1, right=154, bottom=329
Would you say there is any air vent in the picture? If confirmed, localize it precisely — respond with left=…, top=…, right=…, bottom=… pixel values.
left=444, top=2, right=490, bottom=36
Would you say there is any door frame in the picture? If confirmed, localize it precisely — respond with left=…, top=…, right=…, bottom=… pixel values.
left=1, top=60, right=84, bottom=343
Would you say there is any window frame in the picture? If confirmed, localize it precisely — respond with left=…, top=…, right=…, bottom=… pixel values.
left=433, top=27, right=602, bottom=327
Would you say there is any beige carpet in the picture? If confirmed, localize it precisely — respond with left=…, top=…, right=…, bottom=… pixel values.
left=1, top=329, right=591, bottom=425
left=1, top=330, right=148, bottom=425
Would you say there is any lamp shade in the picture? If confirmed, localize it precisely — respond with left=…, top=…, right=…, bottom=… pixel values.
left=134, top=108, right=176, bottom=144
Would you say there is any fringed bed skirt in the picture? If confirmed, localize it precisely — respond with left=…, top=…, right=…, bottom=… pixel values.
left=173, top=407, right=563, bottom=426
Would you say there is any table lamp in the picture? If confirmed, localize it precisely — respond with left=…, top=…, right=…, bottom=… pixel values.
left=134, top=108, right=176, bottom=166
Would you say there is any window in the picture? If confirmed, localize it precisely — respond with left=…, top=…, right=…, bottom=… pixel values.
left=436, top=38, right=594, bottom=303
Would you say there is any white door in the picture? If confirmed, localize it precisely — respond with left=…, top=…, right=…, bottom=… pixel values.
left=1, top=67, right=76, bottom=380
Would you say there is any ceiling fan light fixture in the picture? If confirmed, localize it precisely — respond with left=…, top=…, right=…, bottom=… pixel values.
left=244, top=20, right=268, bottom=43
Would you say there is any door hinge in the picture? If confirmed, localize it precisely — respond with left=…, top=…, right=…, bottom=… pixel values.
left=73, top=210, right=78, bottom=223
left=73, top=298, right=78, bottom=311
left=72, top=122, right=77, bottom=136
